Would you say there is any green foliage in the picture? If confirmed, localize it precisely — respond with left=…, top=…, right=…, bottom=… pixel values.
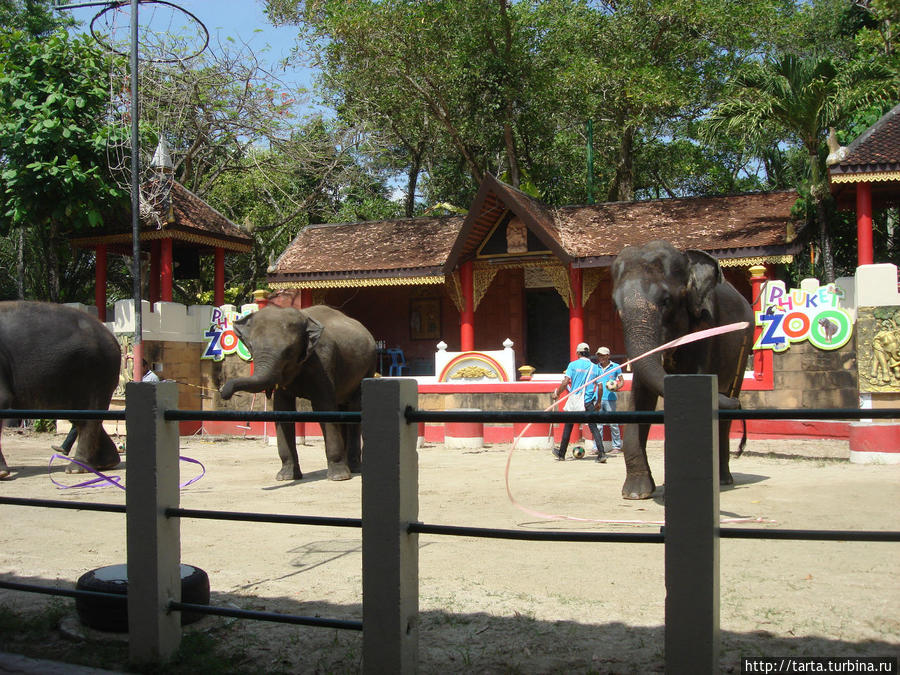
left=0, top=29, right=123, bottom=236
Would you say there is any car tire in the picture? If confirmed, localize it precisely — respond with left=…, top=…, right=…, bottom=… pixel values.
left=75, top=563, right=210, bottom=632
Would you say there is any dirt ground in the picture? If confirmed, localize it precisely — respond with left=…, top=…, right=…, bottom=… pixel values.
left=1, top=428, right=898, bottom=674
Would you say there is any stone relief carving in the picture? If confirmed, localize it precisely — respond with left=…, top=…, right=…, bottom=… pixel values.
left=857, top=306, right=900, bottom=393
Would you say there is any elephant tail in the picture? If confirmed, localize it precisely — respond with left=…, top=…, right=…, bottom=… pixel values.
left=735, top=400, right=747, bottom=457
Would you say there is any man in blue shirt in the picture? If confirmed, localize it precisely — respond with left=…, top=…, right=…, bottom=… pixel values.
left=595, top=346, right=624, bottom=454
left=551, top=343, right=607, bottom=463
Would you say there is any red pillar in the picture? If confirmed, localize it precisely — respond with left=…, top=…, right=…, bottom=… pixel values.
left=160, top=238, right=173, bottom=302
left=94, top=244, right=107, bottom=322
left=856, top=182, right=874, bottom=266
left=459, top=260, right=475, bottom=351
left=299, top=289, right=313, bottom=308
left=214, top=247, right=225, bottom=307
left=749, top=265, right=773, bottom=381
left=568, top=265, right=584, bottom=360
left=149, top=241, right=161, bottom=304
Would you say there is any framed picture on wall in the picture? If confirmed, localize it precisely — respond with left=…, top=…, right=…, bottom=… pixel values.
left=410, top=298, right=441, bottom=340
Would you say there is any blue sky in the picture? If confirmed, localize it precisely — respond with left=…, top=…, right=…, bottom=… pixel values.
left=63, top=0, right=314, bottom=92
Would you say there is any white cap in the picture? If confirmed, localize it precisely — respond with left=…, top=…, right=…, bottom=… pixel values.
left=576, top=342, right=590, bottom=354
left=597, top=346, right=610, bottom=355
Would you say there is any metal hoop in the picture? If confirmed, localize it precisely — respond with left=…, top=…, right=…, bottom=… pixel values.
left=90, top=0, right=209, bottom=63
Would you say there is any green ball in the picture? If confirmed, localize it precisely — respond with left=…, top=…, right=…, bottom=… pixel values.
left=572, top=446, right=585, bottom=459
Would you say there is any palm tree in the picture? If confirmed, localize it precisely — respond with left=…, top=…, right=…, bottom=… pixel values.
left=704, top=54, right=893, bottom=282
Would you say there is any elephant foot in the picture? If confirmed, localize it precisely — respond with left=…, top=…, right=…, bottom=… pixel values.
left=327, top=463, right=352, bottom=481
left=276, top=465, right=303, bottom=481
left=621, top=473, right=656, bottom=500
left=65, top=459, right=120, bottom=474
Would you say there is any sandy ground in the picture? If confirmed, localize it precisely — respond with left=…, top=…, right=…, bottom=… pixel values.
left=0, top=429, right=898, bottom=673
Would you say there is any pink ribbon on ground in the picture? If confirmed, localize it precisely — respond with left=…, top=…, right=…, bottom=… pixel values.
left=49, top=453, right=205, bottom=490
left=504, top=321, right=774, bottom=525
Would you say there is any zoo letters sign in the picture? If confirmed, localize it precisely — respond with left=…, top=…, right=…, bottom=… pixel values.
left=754, top=282, right=853, bottom=352
left=203, top=307, right=252, bottom=361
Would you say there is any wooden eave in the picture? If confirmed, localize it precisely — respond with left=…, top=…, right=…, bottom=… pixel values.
left=828, top=103, right=900, bottom=210
left=443, top=174, right=572, bottom=274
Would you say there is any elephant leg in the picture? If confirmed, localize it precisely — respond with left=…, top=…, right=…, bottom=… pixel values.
left=321, top=422, right=351, bottom=481
left=0, top=389, right=10, bottom=478
left=346, top=422, right=362, bottom=473
left=68, top=421, right=120, bottom=473
left=342, top=390, right=363, bottom=473
left=273, top=389, right=302, bottom=480
left=0, top=428, right=8, bottom=479
left=718, top=418, right=734, bottom=486
left=621, top=383, right=657, bottom=500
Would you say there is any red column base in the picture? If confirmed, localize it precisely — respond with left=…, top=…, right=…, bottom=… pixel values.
left=849, top=422, right=900, bottom=464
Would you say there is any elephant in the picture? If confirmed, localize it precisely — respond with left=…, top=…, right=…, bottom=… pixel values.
left=611, top=240, right=754, bottom=500
left=0, top=302, right=122, bottom=479
left=219, top=304, right=376, bottom=482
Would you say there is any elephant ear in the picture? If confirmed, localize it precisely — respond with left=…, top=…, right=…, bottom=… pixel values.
left=304, top=316, right=324, bottom=357
left=232, top=312, right=255, bottom=350
left=685, top=249, right=723, bottom=321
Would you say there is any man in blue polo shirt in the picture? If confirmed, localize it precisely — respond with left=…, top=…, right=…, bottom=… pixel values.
left=595, top=346, right=624, bottom=454
left=551, top=342, right=606, bottom=463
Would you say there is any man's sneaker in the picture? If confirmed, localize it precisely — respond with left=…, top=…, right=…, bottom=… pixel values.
left=595, top=451, right=607, bottom=463
left=552, top=449, right=566, bottom=461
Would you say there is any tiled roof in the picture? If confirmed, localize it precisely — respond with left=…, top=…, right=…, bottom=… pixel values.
left=166, top=181, right=253, bottom=251
left=554, top=190, right=801, bottom=261
left=269, top=177, right=802, bottom=285
left=70, top=179, right=252, bottom=253
left=829, top=103, right=900, bottom=175
left=269, top=216, right=465, bottom=281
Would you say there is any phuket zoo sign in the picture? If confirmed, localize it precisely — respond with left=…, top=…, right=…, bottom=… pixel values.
left=202, top=306, right=252, bottom=361
left=755, top=281, right=853, bottom=352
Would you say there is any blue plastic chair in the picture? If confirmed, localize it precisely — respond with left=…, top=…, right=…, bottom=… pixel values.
left=386, top=348, right=408, bottom=376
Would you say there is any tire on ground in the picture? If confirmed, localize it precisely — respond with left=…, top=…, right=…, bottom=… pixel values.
left=75, top=563, right=210, bottom=632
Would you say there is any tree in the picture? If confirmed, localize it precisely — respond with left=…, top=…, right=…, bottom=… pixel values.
left=0, top=29, right=124, bottom=301
left=703, top=52, right=894, bottom=281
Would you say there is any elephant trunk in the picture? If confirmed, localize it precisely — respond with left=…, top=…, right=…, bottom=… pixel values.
left=220, top=356, right=279, bottom=400
left=621, top=309, right=668, bottom=399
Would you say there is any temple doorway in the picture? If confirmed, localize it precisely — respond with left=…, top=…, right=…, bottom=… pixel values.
left=525, top=288, right=568, bottom=374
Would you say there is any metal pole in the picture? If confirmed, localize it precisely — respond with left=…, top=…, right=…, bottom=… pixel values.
left=130, top=0, right=143, bottom=379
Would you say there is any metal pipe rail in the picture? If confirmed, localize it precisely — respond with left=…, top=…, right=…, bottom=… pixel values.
left=168, top=601, right=362, bottom=631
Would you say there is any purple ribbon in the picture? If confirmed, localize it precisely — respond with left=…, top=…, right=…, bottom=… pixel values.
left=49, top=453, right=205, bottom=490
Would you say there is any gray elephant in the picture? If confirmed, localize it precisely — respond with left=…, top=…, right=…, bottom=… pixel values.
left=0, top=302, right=122, bottom=479
left=220, top=305, right=376, bottom=482
left=611, top=240, right=754, bottom=500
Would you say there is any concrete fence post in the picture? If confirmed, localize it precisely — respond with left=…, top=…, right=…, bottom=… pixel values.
left=361, top=377, right=419, bottom=674
left=664, top=375, right=719, bottom=674
left=125, top=381, right=181, bottom=663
